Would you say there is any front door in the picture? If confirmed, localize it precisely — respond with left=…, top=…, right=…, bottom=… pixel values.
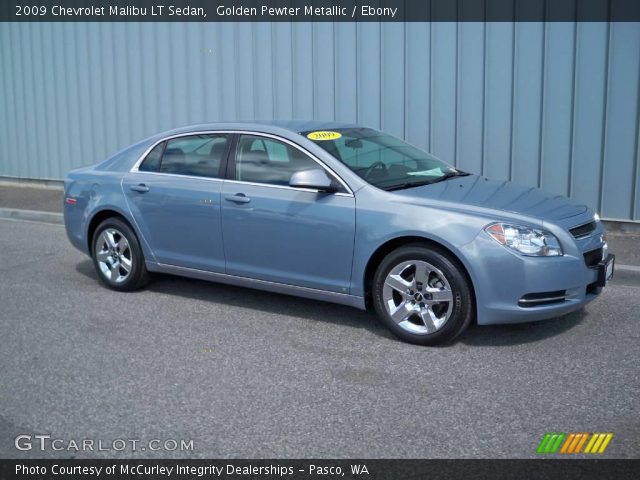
left=221, top=134, right=356, bottom=293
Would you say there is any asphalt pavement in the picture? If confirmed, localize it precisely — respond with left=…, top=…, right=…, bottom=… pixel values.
left=1, top=218, right=639, bottom=459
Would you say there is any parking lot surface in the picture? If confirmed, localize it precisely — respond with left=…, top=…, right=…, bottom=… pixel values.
left=1, top=218, right=638, bottom=458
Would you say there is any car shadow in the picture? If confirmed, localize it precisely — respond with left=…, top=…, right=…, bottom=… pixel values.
left=75, top=259, right=586, bottom=347
left=74, top=259, right=392, bottom=340
left=458, top=310, right=586, bottom=347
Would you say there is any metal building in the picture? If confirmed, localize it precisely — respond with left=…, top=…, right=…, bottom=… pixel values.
left=1, top=21, right=639, bottom=222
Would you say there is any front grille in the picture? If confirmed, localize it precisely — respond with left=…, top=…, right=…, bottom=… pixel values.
left=583, top=248, right=603, bottom=268
left=519, top=290, right=566, bottom=307
left=569, top=221, right=596, bottom=238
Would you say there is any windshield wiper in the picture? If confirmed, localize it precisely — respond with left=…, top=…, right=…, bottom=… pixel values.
left=383, top=180, right=435, bottom=191
left=428, top=170, right=470, bottom=184
left=382, top=171, right=470, bottom=191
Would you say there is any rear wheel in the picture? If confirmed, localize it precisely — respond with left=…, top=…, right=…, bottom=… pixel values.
left=91, top=218, right=149, bottom=291
left=372, top=245, right=474, bottom=345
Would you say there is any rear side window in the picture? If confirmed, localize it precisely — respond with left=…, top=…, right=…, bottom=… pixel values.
left=138, top=134, right=230, bottom=178
left=139, top=142, right=165, bottom=172
left=159, top=134, right=229, bottom=178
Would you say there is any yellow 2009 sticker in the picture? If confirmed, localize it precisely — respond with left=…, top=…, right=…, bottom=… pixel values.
left=307, top=131, right=342, bottom=141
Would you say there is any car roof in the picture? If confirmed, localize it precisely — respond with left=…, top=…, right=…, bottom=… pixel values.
left=153, top=120, right=361, bottom=140
left=250, top=120, right=360, bottom=132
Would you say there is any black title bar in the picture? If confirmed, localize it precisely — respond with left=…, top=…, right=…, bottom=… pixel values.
left=2, top=0, right=640, bottom=22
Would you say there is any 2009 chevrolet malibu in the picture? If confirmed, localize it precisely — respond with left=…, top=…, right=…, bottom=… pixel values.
left=64, top=121, right=614, bottom=345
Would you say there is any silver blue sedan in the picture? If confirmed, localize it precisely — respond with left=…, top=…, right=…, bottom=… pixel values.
left=63, top=121, right=614, bottom=345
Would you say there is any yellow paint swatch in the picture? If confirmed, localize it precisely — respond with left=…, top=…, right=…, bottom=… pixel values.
left=597, top=433, right=613, bottom=453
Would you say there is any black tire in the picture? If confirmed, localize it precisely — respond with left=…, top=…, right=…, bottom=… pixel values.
left=372, top=244, right=474, bottom=346
left=91, top=217, right=149, bottom=292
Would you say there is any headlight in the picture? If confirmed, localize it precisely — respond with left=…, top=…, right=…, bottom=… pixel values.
left=484, top=223, right=563, bottom=256
left=594, top=212, right=600, bottom=222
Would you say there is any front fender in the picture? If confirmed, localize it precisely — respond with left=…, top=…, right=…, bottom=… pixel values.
left=351, top=187, right=488, bottom=298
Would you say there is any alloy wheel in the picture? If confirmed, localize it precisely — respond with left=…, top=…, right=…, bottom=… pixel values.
left=94, top=228, right=133, bottom=284
left=382, top=260, right=454, bottom=335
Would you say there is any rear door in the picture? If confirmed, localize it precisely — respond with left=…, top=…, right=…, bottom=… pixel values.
left=220, top=133, right=356, bottom=293
left=123, top=133, right=230, bottom=272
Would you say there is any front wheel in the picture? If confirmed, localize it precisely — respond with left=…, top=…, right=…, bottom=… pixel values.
left=372, top=245, right=474, bottom=345
left=91, top=217, right=149, bottom=291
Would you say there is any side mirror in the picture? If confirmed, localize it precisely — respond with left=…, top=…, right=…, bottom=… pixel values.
left=289, top=168, right=337, bottom=193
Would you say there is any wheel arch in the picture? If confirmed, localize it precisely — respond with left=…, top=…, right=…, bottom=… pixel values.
left=363, top=236, right=477, bottom=314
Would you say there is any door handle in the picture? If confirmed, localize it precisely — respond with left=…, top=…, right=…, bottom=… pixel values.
left=130, top=184, right=150, bottom=193
left=225, top=193, right=251, bottom=204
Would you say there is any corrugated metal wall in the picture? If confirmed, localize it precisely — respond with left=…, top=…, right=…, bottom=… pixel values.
left=1, top=22, right=639, bottom=221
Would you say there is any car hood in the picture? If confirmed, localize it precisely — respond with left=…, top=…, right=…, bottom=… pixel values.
left=398, top=174, right=588, bottom=221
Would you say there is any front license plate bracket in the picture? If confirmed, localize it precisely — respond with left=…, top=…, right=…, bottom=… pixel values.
left=596, top=254, right=615, bottom=288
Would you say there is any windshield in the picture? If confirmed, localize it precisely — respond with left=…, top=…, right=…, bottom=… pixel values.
left=302, top=128, right=465, bottom=190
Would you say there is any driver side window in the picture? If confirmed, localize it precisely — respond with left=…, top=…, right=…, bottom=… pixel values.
left=235, top=135, right=325, bottom=187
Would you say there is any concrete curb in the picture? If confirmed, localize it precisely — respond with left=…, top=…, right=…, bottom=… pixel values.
left=0, top=177, right=64, bottom=190
left=612, top=266, right=640, bottom=286
left=616, top=264, right=640, bottom=273
left=0, top=207, right=63, bottom=225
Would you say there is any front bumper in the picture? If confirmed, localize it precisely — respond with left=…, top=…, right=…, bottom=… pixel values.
left=460, top=228, right=611, bottom=325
